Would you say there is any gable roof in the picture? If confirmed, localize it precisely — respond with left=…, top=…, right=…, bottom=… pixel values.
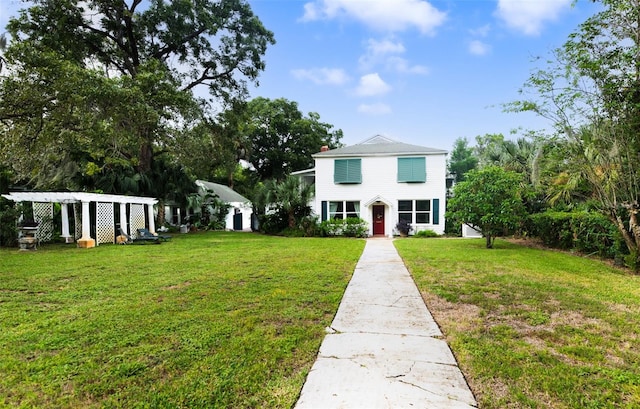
left=195, top=180, right=250, bottom=203
left=313, top=135, right=447, bottom=158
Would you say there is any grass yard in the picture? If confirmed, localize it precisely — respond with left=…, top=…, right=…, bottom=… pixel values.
left=0, top=232, right=365, bottom=408
left=395, top=238, right=640, bottom=409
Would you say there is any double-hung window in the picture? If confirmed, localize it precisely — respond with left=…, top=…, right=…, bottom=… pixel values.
left=334, top=159, right=362, bottom=184
left=397, top=157, right=426, bottom=183
left=328, top=201, right=360, bottom=219
left=398, top=199, right=440, bottom=224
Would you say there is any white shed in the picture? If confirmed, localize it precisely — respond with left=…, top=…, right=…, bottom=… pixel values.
left=195, top=180, right=253, bottom=231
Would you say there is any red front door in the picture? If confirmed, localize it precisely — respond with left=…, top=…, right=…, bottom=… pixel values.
left=373, top=205, right=385, bottom=235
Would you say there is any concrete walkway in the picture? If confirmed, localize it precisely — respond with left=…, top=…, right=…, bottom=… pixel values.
left=295, top=238, right=477, bottom=408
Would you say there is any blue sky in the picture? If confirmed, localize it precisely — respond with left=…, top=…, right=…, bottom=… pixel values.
left=245, top=0, right=603, bottom=150
left=1, top=0, right=603, bottom=151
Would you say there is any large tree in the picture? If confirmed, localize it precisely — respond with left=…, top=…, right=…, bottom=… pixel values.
left=245, top=97, right=343, bottom=181
left=447, top=166, right=527, bottom=248
left=507, top=0, right=640, bottom=268
left=448, top=137, right=477, bottom=183
left=0, top=0, right=274, bottom=191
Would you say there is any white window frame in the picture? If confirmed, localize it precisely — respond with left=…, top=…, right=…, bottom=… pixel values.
left=329, top=200, right=361, bottom=219
left=398, top=199, right=431, bottom=224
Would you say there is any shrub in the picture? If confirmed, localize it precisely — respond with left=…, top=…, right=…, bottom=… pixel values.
left=317, top=218, right=368, bottom=238
left=395, top=220, right=412, bottom=236
left=414, top=229, right=439, bottom=238
left=528, top=211, right=624, bottom=259
left=258, top=209, right=288, bottom=235
left=299, top=216, right=319, bottom=237
left=0, top=199, right=18, bottom=247
left=342, top=218, right=368, bottom=238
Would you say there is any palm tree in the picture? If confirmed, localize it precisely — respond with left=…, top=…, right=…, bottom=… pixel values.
left=264, top=175, right=314, bottom=228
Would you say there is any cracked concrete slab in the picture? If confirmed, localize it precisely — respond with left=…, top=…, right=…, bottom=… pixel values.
left=295, top=238, right=477, bottom=408
left=317, top=333, right=458, bottom=365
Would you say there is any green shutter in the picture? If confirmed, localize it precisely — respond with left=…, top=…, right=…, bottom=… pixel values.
left=348, top=159, right=361, bottom=183
left=397, top=157, right=426, bottom=182
left=334, top=159, right=361, bottom=183
left=432, top=198, right=440, bottom=225
left=334, top=160, right=347, bottom=183
left=321, top=201, right=328, bottom=221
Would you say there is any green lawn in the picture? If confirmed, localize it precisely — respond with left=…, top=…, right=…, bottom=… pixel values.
left=395, top=238, right=640, bottom=409
left=5, top=233, right=639, bottom=408
left=0, top=232, right=365, bottom=408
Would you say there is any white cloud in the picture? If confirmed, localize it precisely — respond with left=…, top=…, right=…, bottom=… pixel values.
left=291, top=68, right=350, bottom=85
left=469, top=40, right=490, bottom=56
left=300, top=0, right=446, bottom=35
left=495, top=0, right=572, bottom=36
left=367, top=38, right=406, bottom=55
left=359, top=38, right=428, bottom=74
left=359, top=38, right=405, bottom=70
left=386, top=56, right=429, bottom=74
left=355, top=73, right=391, bottom=97
left=358, top=103, right=392, bottom=115
left=469, top=24, right=491, bottom=37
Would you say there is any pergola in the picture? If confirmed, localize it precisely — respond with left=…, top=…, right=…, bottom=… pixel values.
left=1, top=192, right=158, bottom=248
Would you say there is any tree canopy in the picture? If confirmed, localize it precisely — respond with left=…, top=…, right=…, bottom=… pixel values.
left=447, top=166, right=527, bottom=248
left=448, top=137, right=477, bottom=183
left=507, top=0, right=640, bottom=268
left=0, top=0, right=274, bottom=195
left=244, top=97, right=343, bottom=181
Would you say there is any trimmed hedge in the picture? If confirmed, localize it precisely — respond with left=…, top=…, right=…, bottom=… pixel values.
left=317, top=218, right=368, bottom=238
left=528, top=211, right=624, bottom=259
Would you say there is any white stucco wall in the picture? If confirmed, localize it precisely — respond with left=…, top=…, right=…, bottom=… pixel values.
left=313, top=153, right=447, bottom=236
left=225, top=202, right=253, bottom=231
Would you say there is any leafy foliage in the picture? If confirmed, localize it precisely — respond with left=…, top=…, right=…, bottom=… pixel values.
left=528, top=211, right=624, bottom=260
left=245, top=97, right=343, bottom=181
left=317, top=218, right=368, bottom=238
left=413, top=229, right=439, bottom=238
left=448, top=137, right=477, bottom=183
left=395, top=219, right=413, bottom=235
left=254, top=175, right=315, bottom=233
left=0, top=0, right=274, bottom=195
left=506, top=0, right=640, bottom=269
left=447, top=166, right=527, bottom=248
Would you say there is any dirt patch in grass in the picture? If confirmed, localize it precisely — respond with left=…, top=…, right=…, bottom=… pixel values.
left=163, top=281, right=191, bottom=290
left=420, top=291, right=481, bottom=334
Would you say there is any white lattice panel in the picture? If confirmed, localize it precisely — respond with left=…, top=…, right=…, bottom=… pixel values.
left=96, top=202, right=115, bottom=245
left=130, top=204, right=146, bottom=238
left=74, top=203, right=82, bottom=240
left=33, top=202, right=54, bottom=242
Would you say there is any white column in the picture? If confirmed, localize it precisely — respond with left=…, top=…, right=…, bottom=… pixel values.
left=147, top=204, right=156, bottom=233
left=60, top=203, right=73, bottom=243
left=77, top=200, right=95, bottom=248
left=119, top=203, right=128, bottom=235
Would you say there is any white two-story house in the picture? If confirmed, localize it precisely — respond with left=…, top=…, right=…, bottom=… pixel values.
left=293, top=135, right=448, bottom=237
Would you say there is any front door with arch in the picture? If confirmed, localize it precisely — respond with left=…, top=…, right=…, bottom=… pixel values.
left=373, top=205, right=385, bottom=235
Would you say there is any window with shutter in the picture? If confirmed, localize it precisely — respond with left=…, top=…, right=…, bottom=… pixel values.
left=334, top=159, right=362, bottom=184
left=397, top=157, right=426, bottom=183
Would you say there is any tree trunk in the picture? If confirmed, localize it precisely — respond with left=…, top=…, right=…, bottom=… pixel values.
left=228, top=171, right=234, bottom=189
left=610, top=210, right=640, bottom=272
left=138, top=141, right=153, bottom=173
left=627, top=209, right=640, bottom=272
left=288, top=211, right=296, bottom=229
left=486, top=234, right=493, bottom=249
left=157, top=200, right=166, bottom=226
